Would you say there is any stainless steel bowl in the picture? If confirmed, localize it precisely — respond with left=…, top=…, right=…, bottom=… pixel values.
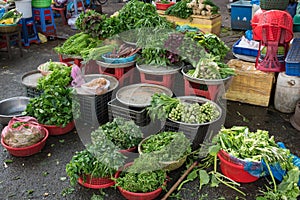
left=0, top=96, right=30, bottom=125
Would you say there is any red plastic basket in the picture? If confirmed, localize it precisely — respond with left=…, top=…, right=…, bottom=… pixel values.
left=1, top=126, right=49, bottom=157
left=252, top=10, right=293, bottom=43
left=217, top=151, right=260, bottom=183
left=115, top=162, right=166, bottom=200
left=78, top=175, right=115, bottom=189
left=156, top=2, right=175, bottom=10
left=41, top=121, right=75, bottom=136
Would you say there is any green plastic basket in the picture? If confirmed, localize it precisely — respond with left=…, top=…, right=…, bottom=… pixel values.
left=260, top=0, right=289, bottom=10
left=32, top=0, right=52, bottom=8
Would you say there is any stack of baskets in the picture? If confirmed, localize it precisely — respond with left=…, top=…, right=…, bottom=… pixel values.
left=260, top=0, right=289, bottom=10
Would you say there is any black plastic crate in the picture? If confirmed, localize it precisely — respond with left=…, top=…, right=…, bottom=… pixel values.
left=74, top=91, right=112, bottom=126
left=25, top=87, right=43, bottom=98
left=163, top=119, right=211, bottom=151
left=108, top=98, right=150, bottom=127
left=21, top=70, right=43, bottom=98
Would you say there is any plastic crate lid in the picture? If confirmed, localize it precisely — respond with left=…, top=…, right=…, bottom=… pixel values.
left=285, top=38, right=300, bottom=63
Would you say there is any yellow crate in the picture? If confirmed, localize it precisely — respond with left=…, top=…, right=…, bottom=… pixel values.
left=157, top=10, right=222, bottom=35
left=224, top=59, right=275, bottom=107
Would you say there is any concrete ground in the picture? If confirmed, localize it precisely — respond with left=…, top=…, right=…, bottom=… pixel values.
left=0, top=1, right=299, bottom=200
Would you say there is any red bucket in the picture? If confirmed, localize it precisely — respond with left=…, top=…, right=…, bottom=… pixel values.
left=217, top=151, right=260, bottom=183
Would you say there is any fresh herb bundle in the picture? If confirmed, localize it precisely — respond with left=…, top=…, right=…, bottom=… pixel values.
left=115, top=163, right=166, bottom=193
left=65, top=149, right=118, bottom=186
left=91, top=117, right=143, bottom=150
left=140, top=131, right=192, bottom=162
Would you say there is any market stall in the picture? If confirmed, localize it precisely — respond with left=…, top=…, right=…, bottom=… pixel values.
left=0, top=0, right=299, bottom=199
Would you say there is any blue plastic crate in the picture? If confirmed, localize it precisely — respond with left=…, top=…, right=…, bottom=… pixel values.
left=285, top=38, right=300, bottom=76
left=232, top=39, right=258, bottom=57
left=231, top=1, right=253, bottom=30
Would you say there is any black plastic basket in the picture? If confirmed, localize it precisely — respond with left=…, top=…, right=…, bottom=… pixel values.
left=26, top=87, right=43, bottom=98
left=21, top=70, right=44, bottom=98
left=75, top=91, right=112, bottom=126
left=260, top=0, right=289, bottom=10
left=108, top=98, right=150, bottom=127
left=163, top=119, right=209, bottom=151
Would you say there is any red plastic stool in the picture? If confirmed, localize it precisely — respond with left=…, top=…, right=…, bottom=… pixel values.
left=139, top=72, right=175, bottom=89
left=58, top=54, right=83, bottom=67
left=51, top=5, right=67, bottom=25
left=98, top=65, right=135, bottom=86
left=184, top=79, right=220, bottom=101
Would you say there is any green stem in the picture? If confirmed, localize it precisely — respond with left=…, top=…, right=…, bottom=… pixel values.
left=265, top=160, right=277, bottom=193
left=214, top=174, right=246, bottom=196
left=214, top=154, right=217, bottom=173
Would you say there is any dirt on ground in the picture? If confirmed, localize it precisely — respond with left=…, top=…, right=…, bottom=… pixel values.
left=0, top=1, right=299, bottom=200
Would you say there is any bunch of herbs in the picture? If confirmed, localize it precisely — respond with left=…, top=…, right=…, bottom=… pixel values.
left=23, top=67, right=74, bottom=126
left=140, top=131, right=192, bottom=162
left=91, top=117, right=143, bottom=150
left=115, top=161, right=166, bottom=193
left=65, top=149, right=119, bottom=186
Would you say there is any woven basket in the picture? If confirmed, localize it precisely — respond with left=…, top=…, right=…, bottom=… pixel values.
left=0, top=24, right=19, bottom=33
left=32, top=0, right=52, bottom=8
left=260, top=0, right=289, bottom=10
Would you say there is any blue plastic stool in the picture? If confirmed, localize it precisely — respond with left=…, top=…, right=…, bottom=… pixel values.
left=18, top=17, right=40, bottom=47
left=32, top=7, right=57, bottom=37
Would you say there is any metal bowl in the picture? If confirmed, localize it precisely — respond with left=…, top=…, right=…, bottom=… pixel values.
left=0, top=96, right=30, bottom=125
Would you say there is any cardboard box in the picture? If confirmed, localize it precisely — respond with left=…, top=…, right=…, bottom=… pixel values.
left=157, top=10, right=222, bottom=35
left=224, top=59, right=275, bottom=107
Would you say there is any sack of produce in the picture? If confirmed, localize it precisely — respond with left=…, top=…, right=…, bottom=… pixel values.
left=2, top=117, right=45, bottom=148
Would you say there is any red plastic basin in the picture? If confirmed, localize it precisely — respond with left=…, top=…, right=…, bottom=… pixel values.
left=217, top=151, right=260, bottom=183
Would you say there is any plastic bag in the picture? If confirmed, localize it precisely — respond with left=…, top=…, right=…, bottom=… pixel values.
left=262, top=142, right=300, bottom=186
left=2, top=117, right=45, bottom=148
left=81, top=78, right=110, bottom=95
left=71, top=64, right=85, bottom=87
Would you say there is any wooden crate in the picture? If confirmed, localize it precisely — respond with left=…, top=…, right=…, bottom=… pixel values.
left=157, top=10, right=222, bottom=35
left=224, top=59, right=275, bottom=107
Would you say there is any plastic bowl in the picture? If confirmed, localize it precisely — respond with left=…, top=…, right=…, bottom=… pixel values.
left=37, top=61, right=68, bottom=76
left=102, top=53, right=137, bottom=64
left=156, top=2, right=175, bottom=10
left=41, top=121, right=75, bottom=136
left=114, top=162, right=165, bottom=200
left=1, top=126, right=49, bottom=157
left=217, top=151, right=260, bottom=183
left=0, top=97, right=30, bottom=125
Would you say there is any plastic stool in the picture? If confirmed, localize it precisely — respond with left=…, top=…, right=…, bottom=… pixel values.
left=32, top=7, right=57, bottom=37
left=184, top=79, right=220, bottom=101
left=58, top=54, right=83, bottom=67
left=66, top=0, right=85, bottom=18
left=98, top=65, right=135, bottom=86
left=51, top=5, right=67, bottom=25
left=0, top=28, right=23, bottom=59
left=139, top=72, right=175, bottom=89
left=18, top=17, right=40, bottom=47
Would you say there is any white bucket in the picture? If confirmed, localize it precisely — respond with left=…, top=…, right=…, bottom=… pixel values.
left=15, top=0, right=32, bottom=18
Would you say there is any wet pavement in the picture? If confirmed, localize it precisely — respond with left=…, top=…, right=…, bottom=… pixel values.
left=0, top=1, right=299, bottom=200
